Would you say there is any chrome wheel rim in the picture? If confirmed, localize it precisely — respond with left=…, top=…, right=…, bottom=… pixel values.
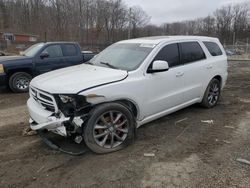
left=16, top=77, right=30, bottom=90
left=93, top=111, right=129, bottom=149
left=208, top=82, right=220, bottom=106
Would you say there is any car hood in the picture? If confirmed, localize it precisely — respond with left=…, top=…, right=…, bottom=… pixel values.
left=0, top=55, right=31, bottom=64
left=30, top=64, right=128, bottom=94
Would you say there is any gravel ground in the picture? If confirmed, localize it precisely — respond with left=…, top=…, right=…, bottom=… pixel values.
left=0, top=61, right=250, bottom=188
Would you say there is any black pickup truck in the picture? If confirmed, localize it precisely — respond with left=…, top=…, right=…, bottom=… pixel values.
left=0, top=42, right=95, bottom=92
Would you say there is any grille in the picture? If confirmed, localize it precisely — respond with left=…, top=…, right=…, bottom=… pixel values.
left=30, top=87, right=57, bottom=112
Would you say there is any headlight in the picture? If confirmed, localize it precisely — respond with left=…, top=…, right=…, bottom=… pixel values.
left=0, top=64, right=4, bottom=74
left=59, top=95, right=74, bottom=103
left=56, top=95, right=90, bottom=116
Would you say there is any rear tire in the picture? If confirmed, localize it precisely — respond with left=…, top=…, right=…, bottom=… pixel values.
left=9, top=72, right=32, bottom=93
left=201, top=78, right=221, bottom=108
left=83, top=103, right=135, bottom=154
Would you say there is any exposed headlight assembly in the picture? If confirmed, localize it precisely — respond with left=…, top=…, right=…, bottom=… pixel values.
left=59, top=95, right=74, bottom=103
left=56, top=94, right=90, bottom=116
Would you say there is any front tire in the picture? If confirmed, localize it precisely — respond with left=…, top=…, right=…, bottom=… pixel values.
left=83, top=103, right=135, bottom=154
left=201, top=78, right=221, bottom=108
left=9, top=72, right=32, bottom=93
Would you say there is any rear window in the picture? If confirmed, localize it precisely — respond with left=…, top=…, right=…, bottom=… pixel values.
left=203, top=41, right=223, bottom=56
left=63, top=44, right=77, bottom=56
left=180, top=42, right=206, bottom=64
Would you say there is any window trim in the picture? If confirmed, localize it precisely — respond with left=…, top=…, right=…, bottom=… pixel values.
left=179, top=41, right=207, bottom=65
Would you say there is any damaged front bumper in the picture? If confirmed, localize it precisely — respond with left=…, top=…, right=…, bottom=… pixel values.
left=27, top=97, right=89, bottom=155
left=29, top=117, right=70, bottom=137
left=27, top=98, right=70, bottom=137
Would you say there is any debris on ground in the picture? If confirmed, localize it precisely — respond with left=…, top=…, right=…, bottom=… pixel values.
left=22, top=127, right=37, bottom=136
left=175, top=118, right=188, bottom=125
left=224, top=126, right=235, bottom=129
left=37, top=166, right=45, bottom=173
left=222, top=140, right=231, bottom=144
left=32, top=177, right=37, bottom=181
left=144, top=153, right=156, bottom=157
left=238, top=98, right=250, bottom=104
left=201, top=120, right=214, bottom=125
left=236, top=158, right=250, bottom=166
left=176, top=125, right=191, bottom=140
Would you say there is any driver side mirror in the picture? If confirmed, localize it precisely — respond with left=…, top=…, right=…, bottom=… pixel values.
left=40, top=52, right=49, bottom=59
left=147, top=60, right=169, bottom=73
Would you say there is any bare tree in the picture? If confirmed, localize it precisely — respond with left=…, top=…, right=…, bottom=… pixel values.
left=232, top=3, right=249, bottom=42
left=214, top=5, right=234, bottom=44
left=0, top=0, right=249, bottom=49
left=129, top=6, right=150, bottom=38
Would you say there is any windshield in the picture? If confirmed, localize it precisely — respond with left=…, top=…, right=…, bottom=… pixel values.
left=90, top=43, right=154, bottom=71
left=23, top=43, right=45, bottom=57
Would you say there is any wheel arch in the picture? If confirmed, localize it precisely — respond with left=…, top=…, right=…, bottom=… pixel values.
left=7, top=68, right=33, bottom=80
left=114, top=99, right=139, bottom=119
left=89, top=98, right=140, bottom=120
left=212, top=75, right=222, bottom=88
left=201, top=75, right=223, bottom=101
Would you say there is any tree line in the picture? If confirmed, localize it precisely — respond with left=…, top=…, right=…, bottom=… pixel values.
left=162, top=2, right=250, bottom=45
left=0, top=0, right=249, bottom=49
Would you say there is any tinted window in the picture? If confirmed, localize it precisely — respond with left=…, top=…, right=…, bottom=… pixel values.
left=203, top=41, right=223, bottom=56
left=42, top=45, right=63, bottom=58
left=181, top=42, right=206, bottom=64
left=63, top=44, right=77, bottom=56
left=154, top=43, right=180, bottom=67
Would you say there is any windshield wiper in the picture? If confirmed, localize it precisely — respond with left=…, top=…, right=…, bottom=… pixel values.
left=100, top=62, right=118, bottom=69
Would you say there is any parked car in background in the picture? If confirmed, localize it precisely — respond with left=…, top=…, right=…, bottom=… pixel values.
left=27, top=36, right=228, bottom=154
left=225, top=49, right=236, bottom=56
left=0, top=42, right=95, bottom=92
left=0, top=51, right=5, bottom=56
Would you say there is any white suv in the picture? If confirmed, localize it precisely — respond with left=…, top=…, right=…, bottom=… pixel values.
left=27, top=36, right=228, bottom=154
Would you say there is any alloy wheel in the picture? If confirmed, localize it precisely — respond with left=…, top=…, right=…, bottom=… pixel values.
left=208, top=82, right=220, bottom=106
left=93, top=111, right=129, bottom=149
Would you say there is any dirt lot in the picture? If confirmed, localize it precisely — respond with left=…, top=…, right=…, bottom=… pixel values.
left=0, top=61, right=250, bottom=188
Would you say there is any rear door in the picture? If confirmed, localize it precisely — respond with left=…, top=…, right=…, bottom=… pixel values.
left=178, top=41, right=207, bottom=101
left=35, top=44, right=65, bottom=75
left=61, top=44, right=82, bottom=66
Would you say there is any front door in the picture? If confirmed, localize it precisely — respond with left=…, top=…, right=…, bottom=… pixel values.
left=35, top=44, right=66, bottom=75
left=144, top=43, right=186, bottom=117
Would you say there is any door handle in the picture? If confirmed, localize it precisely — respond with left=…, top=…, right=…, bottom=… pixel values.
left=206, top=65, right=213, bottom=69
left=176, top=72, right=184, bottom=77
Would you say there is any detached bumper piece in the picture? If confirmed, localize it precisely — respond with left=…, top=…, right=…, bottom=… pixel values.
left=37, top=130, right=89, bottom=156
left=29, top=117, right=70, bottom=137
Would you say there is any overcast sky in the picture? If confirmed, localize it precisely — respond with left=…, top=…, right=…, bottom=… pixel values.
left=124, top=0, right=249, bottom=25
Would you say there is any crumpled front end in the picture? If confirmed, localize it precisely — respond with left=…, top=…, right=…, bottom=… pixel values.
left=27, top=87, right=90, bottom=138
